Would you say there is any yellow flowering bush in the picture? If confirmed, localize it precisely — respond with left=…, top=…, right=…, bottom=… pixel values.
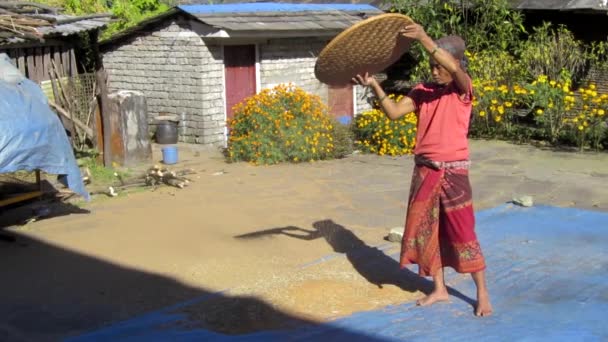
left=471, top=79, right=526, bottom=136
left=467, top=50, right=526, bottom=86
left=226, top=84, right=337, bottom=164
left=563, top=84, right=608, bottom=150
left=524, top=73, right=573, bottom=143
left=470, top=72, right=608, bottom=150
left=353, top=95, right=418, bottom=156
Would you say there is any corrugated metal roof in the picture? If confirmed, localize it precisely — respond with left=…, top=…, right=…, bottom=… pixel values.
left=191, top=10, right=373, bottom=32
left=178, top=3, right=381, bottom=34
left=180, top=0, right=391, bottom=10
left=37, top=14, right=111, bottom=36
left=2, top=14, right=110, bottom=46
left=179, top=3, right=380, bottom=13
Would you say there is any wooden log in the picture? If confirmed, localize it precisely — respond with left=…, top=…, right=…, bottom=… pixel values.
left=48, top=100, right=94, bottom=138
left=48, top=70, right=73, bottom=136
left=80, top=86, right=98, bottom=149
left=51, top=60, right=70, bottom=108
left=0, top=191, right=43, bottom=207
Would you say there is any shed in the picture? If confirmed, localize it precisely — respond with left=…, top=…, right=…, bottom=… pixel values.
left=0, top=3, right=110, bottom=83
left=100, top=3, right=383, bottom=146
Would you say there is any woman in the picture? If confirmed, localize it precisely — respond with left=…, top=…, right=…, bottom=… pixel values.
left=352, top=22, right=493, bottom=317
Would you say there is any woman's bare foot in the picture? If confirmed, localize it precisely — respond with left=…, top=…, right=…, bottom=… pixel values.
left=417, top=268, right=449, bottom=306
left=471, top=270, right=493, bottom=317
left=416, top=289, right=449, bottom=306
left=475, top=291, right=493, bottom=316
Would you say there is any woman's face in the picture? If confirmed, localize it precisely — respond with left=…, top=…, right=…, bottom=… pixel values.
left=429, top=59, right=453, bottom=85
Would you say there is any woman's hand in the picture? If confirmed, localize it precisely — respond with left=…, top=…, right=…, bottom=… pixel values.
left=399, top=23, right=429, bottom=41
left=352, top=72, right=377, bottom=87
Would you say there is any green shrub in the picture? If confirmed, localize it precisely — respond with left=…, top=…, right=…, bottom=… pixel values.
left=353, top=95, right=418, bottom=156
left=226, top=84, right=337, bottom=165
left=519, top=23, right=587, bottom=82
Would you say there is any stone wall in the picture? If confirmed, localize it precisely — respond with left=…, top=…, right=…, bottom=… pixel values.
left=259, top=37, right=327, bottom=100
left=586, top=65, right=608, bottom=95
left=355, top=85, right=374, bottom=115
left=259, top=37, right=374, bottom=117
left=102, top=19, right=378, bottom=147
left=102, top=17, right=225, bottom=146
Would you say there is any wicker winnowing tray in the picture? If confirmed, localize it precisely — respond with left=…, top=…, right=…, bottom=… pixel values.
left=315, top=13, right=415, bottom=86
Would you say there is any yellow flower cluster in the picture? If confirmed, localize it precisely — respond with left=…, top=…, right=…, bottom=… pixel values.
left=472, top=80, right=520, bottom=125
left=563, top=84, right=608, bottom=133
left=227, top=84, right=336, bottom=164
left=353, top=94, right=418, bottom=156
left=471, top=73, right=608, bottom=149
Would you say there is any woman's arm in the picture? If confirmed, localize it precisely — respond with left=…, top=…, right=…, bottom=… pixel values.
left=401, top=23, right=470, bottom=97
left=353, top=73, right=416, bottom=120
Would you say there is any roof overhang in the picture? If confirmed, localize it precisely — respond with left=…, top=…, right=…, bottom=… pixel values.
left=101, top=3, right=382, bottom=46
left=508, top=0, right=608, bottom=13
left=1, top=14, right=111, bottom=47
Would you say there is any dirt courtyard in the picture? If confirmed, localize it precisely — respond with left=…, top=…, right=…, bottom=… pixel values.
left=2, top=140, right=608, bottom=341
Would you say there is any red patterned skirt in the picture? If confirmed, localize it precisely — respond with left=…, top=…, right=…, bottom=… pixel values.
left=400, top=156, right=486, bottom=277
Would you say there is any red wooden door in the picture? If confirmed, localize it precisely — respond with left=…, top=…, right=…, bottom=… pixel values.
left=224, top=45, right=256, bottom=121
left=328, top=84, right=354, bottom=119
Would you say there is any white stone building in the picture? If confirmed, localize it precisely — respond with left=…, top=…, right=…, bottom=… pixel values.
left=100, top=3, right=381, bottom=146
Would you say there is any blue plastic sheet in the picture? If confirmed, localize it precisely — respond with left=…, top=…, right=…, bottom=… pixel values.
left=0, top=54, right=89, bottom=200
left=69, top=205, right=608, bottom=341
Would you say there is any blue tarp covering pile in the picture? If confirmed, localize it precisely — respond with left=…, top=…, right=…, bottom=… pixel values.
left=0, top=53, right=89, bottom=200
left=69, top=205, right=608, bottom=341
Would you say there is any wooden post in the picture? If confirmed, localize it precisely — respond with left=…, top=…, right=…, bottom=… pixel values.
left=69, top=48, right=77, bottom=77
left=26, top=47, right=35, bottom=80
left=34, top=47, right=43, bottom=82
left=90, top=30, right=112, bottom=167
left=43, top=46, right=51, bottom=82
left=61, top=45, right=69, bottom=75
left=52, top=46, right=61, bottom=72
left=94, top=100, right=104, bottom=164
left=16, top=48, right=25, bottom=75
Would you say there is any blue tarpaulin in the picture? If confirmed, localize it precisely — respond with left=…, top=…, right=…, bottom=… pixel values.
left=69, top=205, right=608, bottom=341
left=0, top=54, right=89, bottom=200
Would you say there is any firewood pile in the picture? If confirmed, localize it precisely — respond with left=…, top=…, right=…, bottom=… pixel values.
left=89, top=165, right=196, bottom=198
left=144, top=165, right=193, bottom=189
left=0, top=2, right=59, bottom=44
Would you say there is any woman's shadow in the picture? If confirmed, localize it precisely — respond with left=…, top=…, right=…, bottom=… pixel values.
left=235, top=219, right=475, bottom=307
